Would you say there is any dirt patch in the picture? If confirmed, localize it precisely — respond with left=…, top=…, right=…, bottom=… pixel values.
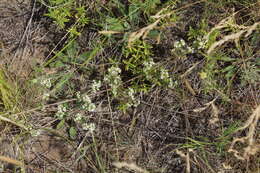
left=0, top=0, right=50, bottom=78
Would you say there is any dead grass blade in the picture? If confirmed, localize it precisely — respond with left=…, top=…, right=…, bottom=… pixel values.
left=113, top=161, right=150, bottom=173
left=207, top=22, right=260, bottom=54
left=183, top=79, right=196, bottom=96
left=192, top=98, right=217, bottom=113
left=98, top=30, right=123, bottom=34
left=127, top=5, right=173, bottom=46
left=0, top=114, right=28, bottom=130
left=128, top=20, right=160, bottom=46
left=192, top=98, right=219, bottom=125
left=176, top=149, right=191, bottom=173
left=0, top=155, right=23, bottom=167
left=209, top=102, right=219, bottom=125
left=228, top=105, right=260, bottom=160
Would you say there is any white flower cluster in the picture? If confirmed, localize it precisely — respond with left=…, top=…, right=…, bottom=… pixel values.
left=143, top=58, right=155, bottom=71
left=32, top=77, right=52, bottom=101
left=30, top=129, right=42, bottom=137
left=174, top=39, right=186, bottom=48
left=91, top=80, right=101, bottom=93
left=76, top=92, right=96, bottom=111
left=82, top=122, right=95, bottom=133
left=55, top=104, right=67, bottom=119
left=73, top=113, right=96, bottom=133
left=159, top=68, right=175, bottom=89
left=40, top=78, right=52, bottom=88
left=143, top=58, right=155, bottom=79
left=143, top=58, right=175, bottom=89
left=194, top=36, right=207, bottom=49
left=104, top=66, right=122, bottom=96
left=173, top=38, right=195, bottom=54
left=160, top=69, right=170, bottom=80
left=74, top=113, right=83, bottom=122
left=126, top=87, right=140, bottom=108
left=42, top=92, right=50, bottom=100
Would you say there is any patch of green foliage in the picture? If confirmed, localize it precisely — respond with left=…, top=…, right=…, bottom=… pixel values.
left=179, top=121, right=241, bottom=155
left=43, top=0, right=89, bottom=37
left=41, top=0, right=179, bottom=112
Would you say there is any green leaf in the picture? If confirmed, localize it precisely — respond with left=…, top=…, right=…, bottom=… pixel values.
left=147, top=30, right=160, bottom=39
left=57, top=119, right=65, bottom=129
left=128, top=4, right=141, bottom=25
left=69, top=127, right=77, bottom=139
left=207, top=30, right=220, bottom=47
left=222, top=65, right=235, bottom=73
left=52, top=72, right=74, bottom=93
left=50, top=60, right=65, bottom=68
left=80, top=46, right=101, bottom=66
left=218, top=56, right=235, bottom=62
left=105, top=17, right=125, bottom=32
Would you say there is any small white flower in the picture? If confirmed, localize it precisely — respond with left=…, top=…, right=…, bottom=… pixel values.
left=195, top=37, right=207, bottom=49
left=104, top=66, right=122, bottom=96
left=174, top=39, right=186, bottom=48
left=57, top=104, right=65, bottom=112
left=113, top=76, right=121, bottom=86
left=143, top=59, right=155, bottom=72
left=180, top=39, right=186, bottom=47
left=82, top=94, right=91, bottom=103
left=128, top=87, right=134, bottom=95
left=56, top=112, right=65, bottom=119
left=111, top=87, right=118, bottom=96
left=82, top=102, right=96, bottom=112
left=108, top=66, right=121, bottom=75
left=133, top=99, right=140, bottom=107
left=74, top=113, right=83, bottom=122
left=187, top=46, right=195, bottom=53
left=174, top=41, right=180, bottom=48
left=88, top=103, right=96, bottom=112
left=128, top=88, right=135, bottom=100
left=42, top=92, right=50, bottom=100
left=160, top=69, right=170, bottom=80
left=40, top=78, right=52, bottom=88
left=77, top=93, right=96, bottom=111
left=168, top=78, right=175, bottom=88
left=104, top=75, right=109, bottom=82
left=126, top=88, right=140, bottom=107
left=76, top=91, right=81, bottom=100
left=31, top=129, right=42, bottom=137
left=91, top=80, right=101, bottom=93
left=143, top=59, right=156, bottom=80
left=82, top=122, right=96, bottom=133
left=56, top=104, right=67, bottom=119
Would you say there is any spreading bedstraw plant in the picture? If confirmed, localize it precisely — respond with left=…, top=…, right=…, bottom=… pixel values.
left=43, top=0, right=89, bottom=37
left=104, top=40, right=176, bottom=112
left=123, top=40, right=175, bottom=88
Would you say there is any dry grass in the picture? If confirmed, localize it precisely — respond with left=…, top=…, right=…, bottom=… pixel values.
left=228, top=105, right=260, bottom=160
left=207, top=22, right=260, bottom=54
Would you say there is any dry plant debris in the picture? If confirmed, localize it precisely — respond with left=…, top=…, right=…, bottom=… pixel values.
left=113, top=161, right=150, bottom=173
left=228, top=105, right=260, bottom=160
left=207, top=22, right=260, bottom=54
